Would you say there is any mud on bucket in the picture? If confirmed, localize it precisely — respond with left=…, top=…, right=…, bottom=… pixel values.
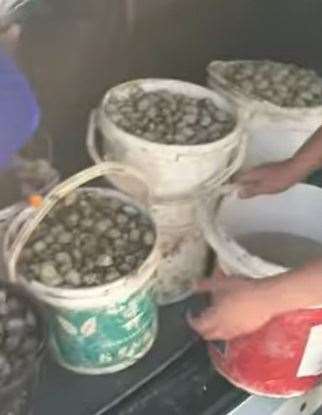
left=5, top=163, right=160, bottom=374
left=86, top=79, right=249, bottom=305
left=199, top=184, right=322, bottom=397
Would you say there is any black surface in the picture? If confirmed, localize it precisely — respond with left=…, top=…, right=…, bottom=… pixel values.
left=33, top=300, right=199, bottom=415
left=101, top=341, right=247, bottom=415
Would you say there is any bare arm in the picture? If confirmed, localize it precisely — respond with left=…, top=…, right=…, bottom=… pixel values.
left=264, top=258, right=322, bottom=312
left=189, top=261, right=322, bottom=340
left=292, top=125, right=322, bottom=175
left=236, top=125, right=322, bottom=198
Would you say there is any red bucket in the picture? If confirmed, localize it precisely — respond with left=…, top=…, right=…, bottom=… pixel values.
left=209, top=307, right=322, bottom=397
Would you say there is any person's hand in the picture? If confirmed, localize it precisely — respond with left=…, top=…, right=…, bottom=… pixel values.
left=188, top=269, right=279, bottom=341
left=234, top=158, right=306, bottom=199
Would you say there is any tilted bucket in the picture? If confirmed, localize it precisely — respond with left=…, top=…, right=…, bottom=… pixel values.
left=5, top=163, right=160, bottom=374
left=200, top=184, right=322, bottom=397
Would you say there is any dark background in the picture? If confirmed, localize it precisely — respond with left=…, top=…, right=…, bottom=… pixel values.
left=18, top=0, right=322, bottom=176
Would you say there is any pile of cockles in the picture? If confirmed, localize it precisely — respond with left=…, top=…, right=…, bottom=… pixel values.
left=18, top=191, right=156, bottom=288
left=208, top=60, right=322, bottom=108
left=105, top=86, right=235, bottom=145
left=0, top=288, right=39, bottom=388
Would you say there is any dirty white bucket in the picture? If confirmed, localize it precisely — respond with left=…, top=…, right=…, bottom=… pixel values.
left=199, top=183, right=322, bottom=396
left=150, top=197, right=211, bottom=305
left=200, top=183, right=322, bottom=277
left=207, top=60, right=322, bottom=169
left=87, top=124, right=246, bottom=305
left=5, top=163, right=161, bottom=374
left=86, top=79, right=248, bottom=305
left=87, top=78, right=248, bottom=199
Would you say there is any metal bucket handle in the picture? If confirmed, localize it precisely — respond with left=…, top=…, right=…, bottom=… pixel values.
left=86, top=109, right=105, bottom=166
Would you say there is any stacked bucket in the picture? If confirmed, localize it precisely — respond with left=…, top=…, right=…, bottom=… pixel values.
left=86, top=79, right=248, bottom=305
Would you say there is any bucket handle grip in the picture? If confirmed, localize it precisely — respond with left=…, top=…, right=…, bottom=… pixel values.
left=86, top=109, right=106, bottom=165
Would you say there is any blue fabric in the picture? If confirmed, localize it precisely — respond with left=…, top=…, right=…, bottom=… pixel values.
left=0, top=47, right=40, bottom=168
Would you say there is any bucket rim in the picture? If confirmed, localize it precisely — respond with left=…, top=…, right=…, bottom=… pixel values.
left=208, top=343, right=310, bottom=399
left=99, top=78, right=246, bottom=154
left=204, top=183, right=322, bottom=280
left=207, top=59, right=322, bottom=117
left=5, top=186, right=160, bottom=300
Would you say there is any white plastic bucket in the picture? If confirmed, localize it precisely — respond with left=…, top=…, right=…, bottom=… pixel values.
left=87, top=78, right=248, bottom=199
left=200, top=184, right=322, bottom=277
left=86, top=79, right=248, bottom=305
left=199, top=184, right=322, bottom=396
left=150, top=197, right=211, bottom=305
left=5, top=163, right=161, bottom=374
left=207, top=60, right=322, bottom=169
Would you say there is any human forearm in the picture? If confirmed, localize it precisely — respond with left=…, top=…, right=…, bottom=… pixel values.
left=291, top=125, right=322, bottom=179
left=235, top=125, right=322, bottom=198
left=259, top=258, right=322, bottom=314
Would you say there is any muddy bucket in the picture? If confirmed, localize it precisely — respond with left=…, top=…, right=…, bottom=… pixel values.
left=87, top=80, right=248, bottom=304
left=150, top=196, right=211, bottom=305
left=200, top=184, right=322, bottom=397
left=5, top=163, right=160, bottom=374
left=87, top=78, right=248, bottom=199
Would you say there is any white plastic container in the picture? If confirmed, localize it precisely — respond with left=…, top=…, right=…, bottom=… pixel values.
left=207, top=60, right=322, bottom=169
left=199, top=183, right=322, bottom=277
left=150, top=197, right=211, bottom=305
left=5, top=163, right=160, bottom=374
left=86, top=79, right=248, bottom=304
left=87, top=78, right=248, bottom=199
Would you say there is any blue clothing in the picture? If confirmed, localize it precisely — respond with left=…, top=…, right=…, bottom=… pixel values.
left=0, top=47, right=40, bottom=168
